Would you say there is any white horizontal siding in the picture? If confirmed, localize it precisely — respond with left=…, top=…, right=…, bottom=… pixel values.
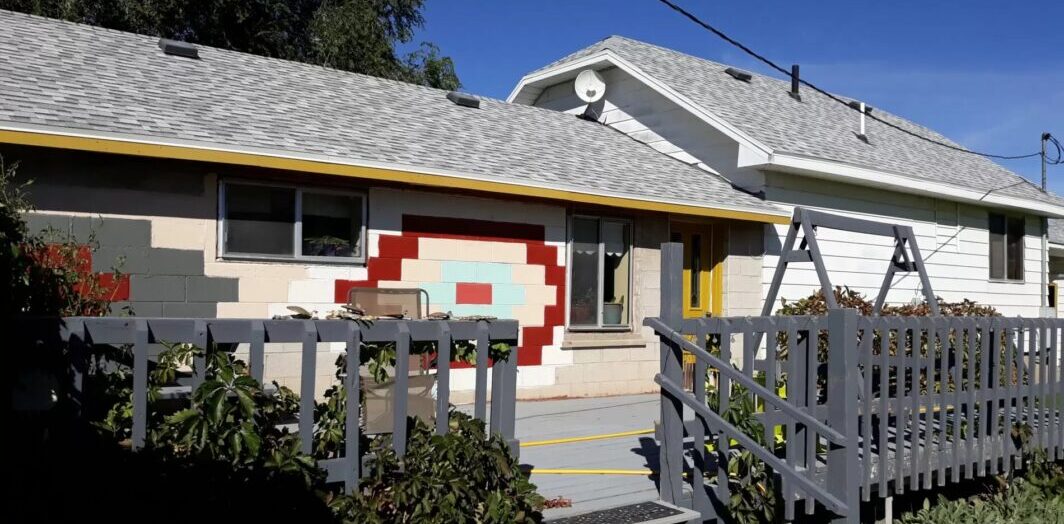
left=763, top=174, right=1045, bottom=317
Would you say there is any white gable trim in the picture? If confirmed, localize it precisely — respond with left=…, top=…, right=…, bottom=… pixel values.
left=509, top=50, right=774, bottom=162
left=767, top=152, right=1064, bottom=217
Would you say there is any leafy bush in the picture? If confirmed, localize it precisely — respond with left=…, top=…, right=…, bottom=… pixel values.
left=2, top=156, right=124, bottom=318
left=775, top=286, right=1000, bottom=318
left=334, top=412, right=543, bottom=523
left=897, top=455, right=1064, bottom=524
left=93, top=342, right=542, bottom=523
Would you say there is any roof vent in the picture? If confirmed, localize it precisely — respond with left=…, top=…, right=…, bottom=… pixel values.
left=446, top=91, right=480, bottom=108
left=158, top=38, right=198, bottom=59
left=724, top=67, right=752, bottom=82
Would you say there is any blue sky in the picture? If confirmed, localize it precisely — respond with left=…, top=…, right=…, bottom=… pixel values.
left=407, top=0, right=1064, bottom=193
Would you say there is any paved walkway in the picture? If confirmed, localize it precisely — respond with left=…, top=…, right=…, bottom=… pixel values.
left=514, top=394, right=662, bottom=517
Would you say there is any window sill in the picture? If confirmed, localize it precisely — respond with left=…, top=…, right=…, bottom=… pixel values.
left=218, top=255, right=366, bottom=267
left=561, top=330, right=648, bottom=350
left=987, top=278, right=1026, bottom=284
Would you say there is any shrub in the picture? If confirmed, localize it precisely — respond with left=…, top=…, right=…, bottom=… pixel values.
left=99, top=343, right=543, bottom=523
left=2, top=156, right=124, bottom=318
left=897, top=456, right=1064, bottom=524
left=775, top=286, right=999, bottom=318
left=334, top=412, right=543, bottom=523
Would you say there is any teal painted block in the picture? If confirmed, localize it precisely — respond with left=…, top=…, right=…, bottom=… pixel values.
left=441, top=261, right=476, bottom=282
left=473, top=262, right=511, bottom=283
left=491, top=304, right=514, bottom=320
left=492, top=283, right=526, bottom=305
left=420, top=282, right=456, bottom=305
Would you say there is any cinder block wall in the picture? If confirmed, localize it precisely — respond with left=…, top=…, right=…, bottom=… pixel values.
left=10, top=146, right=760, bottom=401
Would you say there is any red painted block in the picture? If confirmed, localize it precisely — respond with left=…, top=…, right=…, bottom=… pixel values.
left=543, top=304, right=565, bottom=327
left=456, top=282, right=492, bottom=304
left=525, top=243, right=557, bottom=266
left=544, top=265, right=566, bottom=287
left=73, top=273, right=130, bottom=301
left=98, top=273, right=131, bottom=301
left=334, top=279, right=377, bottom=303
left=521, top=326, right=555, bottom=348
left=517, top=344, right=542, bottom=366
left=367, top=257, right=403, bottom=281
left=403, top=215, right=545, bottom=244
left=378, top=234, right=418, bottom=259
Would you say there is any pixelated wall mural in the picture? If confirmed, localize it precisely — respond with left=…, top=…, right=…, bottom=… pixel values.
left=335, top=215, right=565, bottom=366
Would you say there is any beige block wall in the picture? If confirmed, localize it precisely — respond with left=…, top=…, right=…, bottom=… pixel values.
left=11, top=146, right=771, bottom=403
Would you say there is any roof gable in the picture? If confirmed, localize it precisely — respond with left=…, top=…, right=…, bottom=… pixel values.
left=514, top=35, right=1064, bottom=214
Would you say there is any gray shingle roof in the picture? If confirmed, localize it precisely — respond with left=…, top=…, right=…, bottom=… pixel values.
left=530, top=36, right=1064, bottom=209
left=0, top=11, right=782, bottom=217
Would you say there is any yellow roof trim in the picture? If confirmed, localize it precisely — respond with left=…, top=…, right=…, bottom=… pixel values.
left=0, top=129, right=789, bottom=224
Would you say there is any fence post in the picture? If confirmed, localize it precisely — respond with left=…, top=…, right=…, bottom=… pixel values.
left=658, top=242, right=685, bottom=505
left=826, top=308, right=859, bottom=523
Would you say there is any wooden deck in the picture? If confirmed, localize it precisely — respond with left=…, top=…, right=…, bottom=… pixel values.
left=512, top=394, right=663, bottom=517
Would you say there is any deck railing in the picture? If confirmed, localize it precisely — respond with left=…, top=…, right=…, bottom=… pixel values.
left=646, top=243, right=1064, bottom=523
left=24, top=316, right=520, bottom=493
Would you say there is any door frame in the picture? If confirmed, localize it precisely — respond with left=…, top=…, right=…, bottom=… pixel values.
left=670, top=221, right=725, bottom=319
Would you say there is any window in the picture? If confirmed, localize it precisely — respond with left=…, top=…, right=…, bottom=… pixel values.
left=220, top=181, right=366, bottom=263
left=988, top=213, right=1024, bottom=281
left=569, top=215, right=631, bottom=328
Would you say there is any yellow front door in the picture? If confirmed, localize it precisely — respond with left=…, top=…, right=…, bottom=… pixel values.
left=670, top=223, right=723, bottom=319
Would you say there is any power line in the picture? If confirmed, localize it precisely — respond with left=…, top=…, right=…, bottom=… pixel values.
left=656, top=0, right=1048, bottom=161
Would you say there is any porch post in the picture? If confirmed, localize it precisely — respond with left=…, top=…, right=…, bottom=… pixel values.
left=659, top=242, right=685, bottom=505
left=827, top=308, right=860, bottom=523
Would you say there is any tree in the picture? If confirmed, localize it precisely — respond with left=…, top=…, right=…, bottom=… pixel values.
left=0, top=0, right=459, bottom=90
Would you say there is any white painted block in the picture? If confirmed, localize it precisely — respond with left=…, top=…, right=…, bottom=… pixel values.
left=288, top=279, right=334, bottom=303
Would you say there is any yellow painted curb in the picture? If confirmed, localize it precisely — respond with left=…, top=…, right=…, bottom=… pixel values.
left=520, top=428, right=654, bottom=448
left=531, top=469, right=653, bottom=476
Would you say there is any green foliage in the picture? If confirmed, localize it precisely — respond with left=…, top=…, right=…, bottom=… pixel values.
left=88, top=341, right=540, bottom=522
left=897, top=457, right=1064, bottom=524
left=334, top=411, right=543, bottom=523
left=2, top=156, right=122, bottom=317
left=1, top=0, right=460, bottom=90
left=706, top=376, right=780, bottom=524
left=776, top=286, right=999, bottom=318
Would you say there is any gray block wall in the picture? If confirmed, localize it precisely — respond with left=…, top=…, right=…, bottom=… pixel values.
left=27, top=212, right=237, bottom=318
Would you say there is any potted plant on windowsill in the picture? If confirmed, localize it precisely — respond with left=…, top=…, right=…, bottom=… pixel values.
left=602, top=295, right=624, bottom=325
left=303, top=235, right=351, bottom=257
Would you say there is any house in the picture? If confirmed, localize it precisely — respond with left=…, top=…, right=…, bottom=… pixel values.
left=511, top=36, right=1064, bottom=320
left=0, top=11, right=787, bottom=401
left=4, top=12, right=1060, bottom=403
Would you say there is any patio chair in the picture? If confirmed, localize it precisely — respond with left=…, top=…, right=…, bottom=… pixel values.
left=348, top=286, right=435, bottom=434
left=347, top=287, right=430, bottom=319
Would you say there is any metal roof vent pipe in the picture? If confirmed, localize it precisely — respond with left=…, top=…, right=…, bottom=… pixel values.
left=854, top=101, right=869, bottom=142
left=789, top=64, right=801, bottom=101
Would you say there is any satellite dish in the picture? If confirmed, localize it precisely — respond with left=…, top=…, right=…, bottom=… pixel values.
left=574, top=70, right=606, bottom=103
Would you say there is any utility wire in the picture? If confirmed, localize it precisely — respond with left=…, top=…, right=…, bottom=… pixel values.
left=657, top=0, right=1048, bottom=161
left=1046, top=134, right=1064, bottom=165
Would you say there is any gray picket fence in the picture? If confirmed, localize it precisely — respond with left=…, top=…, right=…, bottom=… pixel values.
left=646, top=243, right=1064, bottom=523
left=29, top=316, right=520, bottom=493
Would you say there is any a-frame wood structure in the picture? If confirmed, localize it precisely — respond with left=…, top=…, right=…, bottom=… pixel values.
left=761, top=207, right=940, bottom=317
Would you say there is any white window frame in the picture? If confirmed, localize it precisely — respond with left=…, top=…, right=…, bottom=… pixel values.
left=218, top=179, right=368, bottom=264
left=988, top=212, right=1025, bottom=282
left=566, top=214, right=633, bottom=331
